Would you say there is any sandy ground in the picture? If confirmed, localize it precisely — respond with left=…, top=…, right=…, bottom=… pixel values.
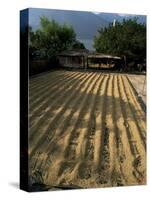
left=127, top=74, right=146, bottom=104
left=28, top=70, right=146, bottom=190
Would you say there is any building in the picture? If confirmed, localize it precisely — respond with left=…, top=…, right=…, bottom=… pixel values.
left=58, top=49, right=89, bottom=69
left=58, top=50, right=123, bottom=70
left=87, top=53, right=122, bottom=69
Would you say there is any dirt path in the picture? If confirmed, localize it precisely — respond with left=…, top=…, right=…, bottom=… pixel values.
left=29, top=70, right=146, bottom=190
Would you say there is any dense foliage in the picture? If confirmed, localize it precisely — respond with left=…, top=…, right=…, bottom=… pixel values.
left=94, top=19, right=146, bottom=69
left=29, top=17, right=78, bottom=59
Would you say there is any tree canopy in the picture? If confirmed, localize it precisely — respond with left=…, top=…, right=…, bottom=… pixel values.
left=29, top=16, right=77, bottom=59
left=94, top=19, right=146, bottom=65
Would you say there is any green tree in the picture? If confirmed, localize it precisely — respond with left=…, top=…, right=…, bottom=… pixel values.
left=30, top=16, right=76, bottom=59
left=72, top=40, right=86, bottom=49
left=94, top=19, right=146, bottom=69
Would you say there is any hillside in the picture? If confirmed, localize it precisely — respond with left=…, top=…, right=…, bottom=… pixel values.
left=29, top=8, right=109, bottom=40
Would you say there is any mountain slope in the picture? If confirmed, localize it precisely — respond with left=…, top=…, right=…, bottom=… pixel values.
left=29, top=8, right=109, bottom=40
left=97, top=13, right=146, bottom=24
